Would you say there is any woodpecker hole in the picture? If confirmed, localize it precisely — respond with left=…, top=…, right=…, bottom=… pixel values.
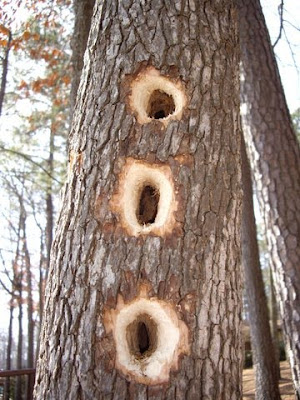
left=126, top=314, right=158, bottom=359
left=137, top=185, right=160, bottom=225
left=147, top=90, right=175, bottom=120
left=110, top=159, right=178, bottom=236
left=105, top=294, right=190, bottom=384
left=138, top=322, right=150, bottom=354
left=128, top=67, right=187, bottom=126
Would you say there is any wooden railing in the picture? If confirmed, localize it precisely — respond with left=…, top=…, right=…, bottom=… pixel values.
left=0, top=369, right=35, bottom=400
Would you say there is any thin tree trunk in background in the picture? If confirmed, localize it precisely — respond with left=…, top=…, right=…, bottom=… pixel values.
left=35, top=1, right=242, bottom=398
left=0, top=29, right=12, bottom=117
left=31, top=201, right=46, bottom=362
left=37, top=106, right=56, bottom=358
left=9, top=209, right=23, bottom=399
left=4, top=305, right=14, bottom=400
left=270, top=268, right=281, bottom=380
left=241, top=134, right=280, bottom=399
left=15, top=282, right=23, bottom=400
left=45, top=192, right=53, bottom=278
left=20, top=203, right=34, bottom=369
left=238, top=0, right=300, bottom=395
left=70, top=0, right=95, bottom=116
left=36, top=230, right=45, bottom=360
left=45, top=125, right=54, bottom=280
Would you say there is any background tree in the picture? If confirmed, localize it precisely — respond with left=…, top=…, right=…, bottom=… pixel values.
left=239, top=0, right=300, bottom=395
left=241, top=134, right=280, bottom=399
left=0, top=24, right=12, bottom=117
left=70, top=0, right=95, bottom=116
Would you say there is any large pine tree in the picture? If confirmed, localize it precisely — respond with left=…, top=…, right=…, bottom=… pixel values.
left=35, top=1, right=242, bottom=398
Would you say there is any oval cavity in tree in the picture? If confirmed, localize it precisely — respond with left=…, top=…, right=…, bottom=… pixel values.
left=110, top=159, right=178, bottom=237
left=106, top=296, right=189, bottom=385
left=137, top=185, right=160, bottom=225
left=126, top=313, right=158, bottom=359
left=128, top=66, right=187, bottom=127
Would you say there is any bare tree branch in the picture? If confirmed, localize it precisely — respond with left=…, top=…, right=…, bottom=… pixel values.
left=0, top=144, right=63, bottom=185
left=0, top=276, right=14, bottom=296
left=283, top=25, right=300, bottom=76
left=272, top=1, right=284, bottom=49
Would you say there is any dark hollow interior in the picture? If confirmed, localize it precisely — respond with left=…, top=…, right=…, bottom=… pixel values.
left=137, top=185, right=160, bottom=225
left=137, top=322, right=150, bottom=354
left=147, top=90, right=175, bottom=119
left=126, top=314, right=158, bottom=359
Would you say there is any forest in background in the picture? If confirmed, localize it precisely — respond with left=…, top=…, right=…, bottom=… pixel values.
left=0, top=0, right=72, bottom=379
left=0, top=0, right=300, bottom=399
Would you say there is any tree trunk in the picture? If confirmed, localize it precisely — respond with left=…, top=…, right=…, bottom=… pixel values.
left=45, top=123, right=55, bottom=281
left=270, top=268, right=281, bottom=381
left=35, top=1, right=242, bottom=399
left=70, top=0, right=95, bottom=116
left=21, top=205, right=34, bottom=369
left=0, top=28, right=12, bottom=117
left=16, top=285, right=23, bottom=400
left=241, top=134, right=280, bottom=399
left=238, top=0, right=300, bottom=395
left=36, top=229, right=45, bottom=361
left=4, top=304, right=14, bottom=400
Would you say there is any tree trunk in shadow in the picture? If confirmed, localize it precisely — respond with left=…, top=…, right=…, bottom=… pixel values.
left=270, top=268, right=281, bottom=380
left=241, top=133, right=281, bottom=400
left=70, top=0, right=95, bottom=118
left=239, top=0, right=300, bottom=394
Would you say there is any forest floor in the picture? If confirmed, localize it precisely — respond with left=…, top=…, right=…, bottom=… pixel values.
left=243, top=361, right=295, bottom=399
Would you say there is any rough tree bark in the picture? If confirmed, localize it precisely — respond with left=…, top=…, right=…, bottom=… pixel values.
left=239, top=0, right=300, bottom=395
left=241, top=134, right=280, bottom=399
left=35, top=1, right=242, bottom=399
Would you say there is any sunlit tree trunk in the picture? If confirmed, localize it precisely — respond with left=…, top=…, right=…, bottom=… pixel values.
left=241, top=135, right=280, bottom=399
left=239, top=0, right=300, bottom=395
left=35, top=1, right=242, bottom=398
